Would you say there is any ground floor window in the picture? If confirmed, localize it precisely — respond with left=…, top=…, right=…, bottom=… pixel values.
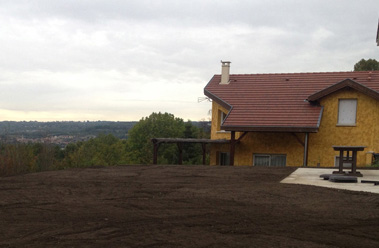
left=218, top=152, right=230, bottom=166
left=334, top=156, right=352, bottom=168
left=253, top=154, right=286, bottom=167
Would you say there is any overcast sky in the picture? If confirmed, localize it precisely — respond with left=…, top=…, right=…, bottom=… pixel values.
left=0, top=0, right=378, bottom=122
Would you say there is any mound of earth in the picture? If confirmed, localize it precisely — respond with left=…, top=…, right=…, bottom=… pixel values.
left=1, top=165, right=379, bottom=247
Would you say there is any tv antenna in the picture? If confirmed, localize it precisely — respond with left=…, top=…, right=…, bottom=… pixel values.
left=197, top=97, right=212, bottom=103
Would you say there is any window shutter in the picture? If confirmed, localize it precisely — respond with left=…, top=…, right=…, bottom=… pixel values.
left=338, top=99, right=357, bottom=125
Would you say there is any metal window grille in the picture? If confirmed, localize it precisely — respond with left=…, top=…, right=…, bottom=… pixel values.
left=254, top=154, right=286, bottom=167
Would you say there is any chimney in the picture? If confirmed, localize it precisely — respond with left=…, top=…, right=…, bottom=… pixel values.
left=220, top=61, right=231, bottom=84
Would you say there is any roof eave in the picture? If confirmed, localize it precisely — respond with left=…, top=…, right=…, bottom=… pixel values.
left=204, top=77, right=232, bottom=111
left=151, top=138, right=230, bottom=144
left=220, top=125, right=319, bottom=133
left=307, top=78, right=379, bottom=101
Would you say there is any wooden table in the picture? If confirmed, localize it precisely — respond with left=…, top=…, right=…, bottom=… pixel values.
left=332, top=146, right=366, bottom=177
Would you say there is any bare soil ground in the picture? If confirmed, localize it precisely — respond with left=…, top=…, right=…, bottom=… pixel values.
left=1, top=165, right=379, bottom=248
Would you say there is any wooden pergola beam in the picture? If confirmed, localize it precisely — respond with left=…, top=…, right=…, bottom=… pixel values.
left=151, top=138, right=230, bottom=165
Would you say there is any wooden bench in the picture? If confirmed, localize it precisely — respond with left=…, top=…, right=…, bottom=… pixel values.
left=332, top=146, right=365, bottom=177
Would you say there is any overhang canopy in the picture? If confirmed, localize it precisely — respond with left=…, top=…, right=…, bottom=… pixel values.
left=151, top=138, right=230, bottom=165
left=151, top=138, right=230, bottom=144
left=218, top=125, right=320, bottom=133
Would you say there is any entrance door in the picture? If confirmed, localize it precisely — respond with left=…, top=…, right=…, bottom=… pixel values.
left=219, top=152, right=230, bottom=166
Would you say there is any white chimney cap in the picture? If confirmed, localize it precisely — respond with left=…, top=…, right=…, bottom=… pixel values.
left=221, top=60, right=231, bottom=65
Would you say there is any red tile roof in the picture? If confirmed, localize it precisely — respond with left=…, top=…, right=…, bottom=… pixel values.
left=204, top=71, right=379, bottom=132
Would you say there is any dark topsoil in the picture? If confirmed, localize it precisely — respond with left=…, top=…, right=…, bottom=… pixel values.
left=1, top=165, right=379, bottom=248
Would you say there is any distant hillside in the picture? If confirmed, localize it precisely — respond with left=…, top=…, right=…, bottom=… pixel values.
left=0, top=121, right=210, bottom=146
left=0, top=121, right=137, bottom=139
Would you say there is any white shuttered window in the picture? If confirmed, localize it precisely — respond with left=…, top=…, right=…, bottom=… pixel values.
left=338, top=99, right=357, bottom=125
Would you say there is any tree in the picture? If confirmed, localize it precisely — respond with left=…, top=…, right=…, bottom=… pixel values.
left=126, top=112, right=185, bottom=164
left=182, top=121, right=205, bottom=164
left=354, top=58, right=379, bottom=71
left=63, top=134, right=128, bottom=168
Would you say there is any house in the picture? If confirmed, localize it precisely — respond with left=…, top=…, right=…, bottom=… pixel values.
left=204, top=62, right=379, bottom=167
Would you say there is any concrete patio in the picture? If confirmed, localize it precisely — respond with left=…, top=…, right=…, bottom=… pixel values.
left=281, top=168, right=379, bottom=194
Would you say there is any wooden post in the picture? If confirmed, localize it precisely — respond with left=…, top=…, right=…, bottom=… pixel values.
left=153, top=142, right=160, bottom=165
left=230, top=131, right=235, bottom=166
left=338, top=150, right=344, bottom=173
left=202, top=143, right=206, bottom=165
left=351, top=150, right=357, bottom=174
left=177, top=143, right=183, bottom=165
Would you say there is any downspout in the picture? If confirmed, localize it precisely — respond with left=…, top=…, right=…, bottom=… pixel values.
left=303, top=133, right=309, bottom=167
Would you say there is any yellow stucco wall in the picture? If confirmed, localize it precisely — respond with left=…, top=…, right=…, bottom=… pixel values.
left=210, top=101, right=231, bottom=140
left=209, top=88, right=379, bottom=167
left=307, top=88, right=379, bottom=167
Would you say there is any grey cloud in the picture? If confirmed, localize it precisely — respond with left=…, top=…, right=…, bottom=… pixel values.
left=2, top=0, right=374, bottom=28
left=0, top=0, right=378, bottom=121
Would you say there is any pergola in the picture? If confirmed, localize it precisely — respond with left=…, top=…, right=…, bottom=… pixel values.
left=151, top=138, right=230, bottom=165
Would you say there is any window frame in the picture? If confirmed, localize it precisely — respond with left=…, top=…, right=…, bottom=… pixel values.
left=217, top=110, right=229, bottom=132
left=219, top=110, right=226, bottom=126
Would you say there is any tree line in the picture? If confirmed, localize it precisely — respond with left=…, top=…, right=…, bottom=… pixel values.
left=0, top=112, right=210, bottom=176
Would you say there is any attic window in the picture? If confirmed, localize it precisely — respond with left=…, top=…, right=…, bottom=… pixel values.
left=219, top=110, right=227, bottom=126
left=337, top=99, right=357, bottom=125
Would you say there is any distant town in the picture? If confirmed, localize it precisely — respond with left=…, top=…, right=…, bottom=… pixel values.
left=0, top=121, right=136, bottom=147
left=0, top=121, right=210, bottom=147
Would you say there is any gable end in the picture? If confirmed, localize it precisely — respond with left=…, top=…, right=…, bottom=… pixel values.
left=307, top=78, right=379, bottom=102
